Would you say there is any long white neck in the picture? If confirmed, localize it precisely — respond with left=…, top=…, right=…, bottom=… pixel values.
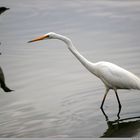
left=55, top=34, right=97, bottom=75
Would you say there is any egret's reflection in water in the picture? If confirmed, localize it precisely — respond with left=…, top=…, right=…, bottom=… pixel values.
left=101, top=108, right=140, bottom=137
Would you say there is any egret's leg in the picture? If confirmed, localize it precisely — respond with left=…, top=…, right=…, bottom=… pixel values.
left=114, top=90, right=122, bottom=119
left=100, top=106, right=108, bottom=121
left=117, top=108, right=121, bottom=120
left=100, top=88, right=109, bottom=109
left=114, top=90, right=122, bottom=108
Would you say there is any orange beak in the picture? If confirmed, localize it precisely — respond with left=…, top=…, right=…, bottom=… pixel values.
left=28, top=34, right=49, bottom=43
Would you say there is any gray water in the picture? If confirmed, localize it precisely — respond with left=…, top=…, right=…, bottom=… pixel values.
left=0, top=0, right=140, bottom=138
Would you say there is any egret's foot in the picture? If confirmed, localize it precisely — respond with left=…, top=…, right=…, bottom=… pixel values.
left=100, top=107, right=109, bottom=121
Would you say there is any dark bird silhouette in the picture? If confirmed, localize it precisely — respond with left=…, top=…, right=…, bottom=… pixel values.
left=0, top=67, right=13, bottom=92
left=0, top=7, right=13, bottom=92
left=0, top=7, right=9, bottom=15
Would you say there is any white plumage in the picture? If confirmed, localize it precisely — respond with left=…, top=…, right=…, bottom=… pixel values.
left=94, top=61, right=140, bottom=90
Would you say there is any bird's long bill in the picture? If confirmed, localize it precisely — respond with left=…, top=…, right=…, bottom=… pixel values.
left=28, top=35, right=49, bottom=43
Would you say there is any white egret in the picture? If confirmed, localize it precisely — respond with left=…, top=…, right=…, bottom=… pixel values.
left=28, top=32, right=140, bottom=112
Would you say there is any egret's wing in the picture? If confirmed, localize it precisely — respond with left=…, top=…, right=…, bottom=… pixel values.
left=97, top=62, right=140, bottom=89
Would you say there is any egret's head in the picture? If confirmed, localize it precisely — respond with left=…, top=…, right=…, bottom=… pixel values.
left=28, top=32, right=58, bottom=43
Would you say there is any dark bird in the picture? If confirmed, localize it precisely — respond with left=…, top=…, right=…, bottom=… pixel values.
left=0, top=7, right=12, bottom=92
left=0, top=7, right=9, bottom=15
left=0, top=67, right=13, bottom=92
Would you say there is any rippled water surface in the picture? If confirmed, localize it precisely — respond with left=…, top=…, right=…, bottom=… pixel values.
left=0, top=0, right=140, bottom=138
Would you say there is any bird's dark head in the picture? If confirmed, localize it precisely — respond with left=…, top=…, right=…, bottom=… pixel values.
left=0, top=7, right=10, bottom=14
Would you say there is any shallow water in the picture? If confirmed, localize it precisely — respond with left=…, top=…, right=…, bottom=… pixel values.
left=0, top=0, right=140, bottom=138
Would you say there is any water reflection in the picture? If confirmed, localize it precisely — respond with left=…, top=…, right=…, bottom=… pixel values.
left=101, top=108, right=140, bottom=137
